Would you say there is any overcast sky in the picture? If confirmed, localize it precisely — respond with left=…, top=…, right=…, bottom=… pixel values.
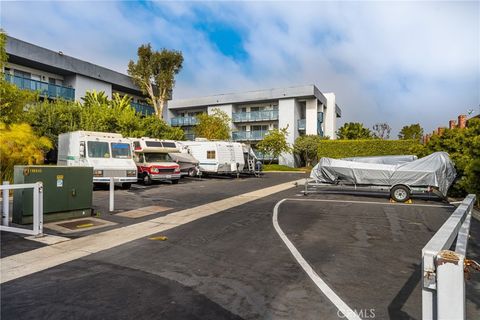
left=1, top=1, right=479, bottom=136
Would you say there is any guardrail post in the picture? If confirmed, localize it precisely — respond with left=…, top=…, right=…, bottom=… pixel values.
left=436, top=250, right=465, bottom=319
left=109, top=177, right=114, bottom=212
left=2, top=181, right=9, bottom=226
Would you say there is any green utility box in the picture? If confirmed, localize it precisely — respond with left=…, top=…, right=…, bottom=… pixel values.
left=13, top=166, right=94, bottom=224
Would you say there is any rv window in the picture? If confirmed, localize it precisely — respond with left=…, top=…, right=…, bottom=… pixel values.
left=144, top=153, right=171, bottom=162
left=88, top=141, right=110, bottom=158
left=145, top=141, right=163, bottom=148
left=111, top=143, right=132, bottom=159
left=79, top=141, right=85, bottom=157
left=161, top=142, right=176, bottom=148
left=207, top=151, right=216, bottom=159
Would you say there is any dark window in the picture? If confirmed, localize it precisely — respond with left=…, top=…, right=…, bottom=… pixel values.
left=207, top=151, right=216, bottom=159
left=161, top=142, right=176, bottom=148
left=87, top=141, right=110, bottom=158
left=111, top=143, right=132, bottom=159
left=145, top=141, right=163, bottom=147
left=49, top=78, right=56, bottom=84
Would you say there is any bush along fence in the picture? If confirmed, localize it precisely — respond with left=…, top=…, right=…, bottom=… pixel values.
left=317, top=139, right=420, bottom=159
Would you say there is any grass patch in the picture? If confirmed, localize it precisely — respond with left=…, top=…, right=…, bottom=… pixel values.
left=263, top=164, right=305, bottom=172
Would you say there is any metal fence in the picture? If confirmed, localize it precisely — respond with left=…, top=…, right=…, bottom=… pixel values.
left=5, top=74, right=75, bottom=100
left=0, top=182, right=44, bottom=237
left=422, top=194, right=476, bottom=320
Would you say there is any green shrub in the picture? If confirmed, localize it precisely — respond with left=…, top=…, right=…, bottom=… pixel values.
left=317, top=139, right=420, bottom=159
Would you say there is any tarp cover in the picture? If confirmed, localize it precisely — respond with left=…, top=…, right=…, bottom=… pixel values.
left=310, top=152, right=456, bottom=196
left=342, top=155, right=417, bottom=165
left=169, top=152, right=199, bottom=164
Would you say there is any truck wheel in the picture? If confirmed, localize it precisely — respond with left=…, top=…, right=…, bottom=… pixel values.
left=171, top=179, right=179, bottom=185
left=390, top=185, right=410, bottom=202
left=143, top=174, right=152, bottom=186
left=187, top=168, right=196, bottom=177
left=121, top=183, right=131, bottom=190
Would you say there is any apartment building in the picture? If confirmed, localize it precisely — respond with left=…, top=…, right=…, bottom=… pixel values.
left=3, top=36, right=154, bottom=115
left=168, top=85, right=342, bottom=166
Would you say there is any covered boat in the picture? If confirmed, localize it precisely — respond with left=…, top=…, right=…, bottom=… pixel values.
left=342, top=155, right=417, bottom=165
left=310, top=152, right=456, bottom=197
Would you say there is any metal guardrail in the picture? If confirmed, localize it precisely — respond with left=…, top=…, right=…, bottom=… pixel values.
left=0, top=181, right=44, bottom=237
left=232, top=130, right=268, bottom=141
left=232, top=110, right=279, bottom=123
left=422, top=194, right=476, bottom=320
left=5, top=74, right=75, bottom=100
left=171, top=116, right=198, bottom=126
left=131, top=102, right=155, bottom=116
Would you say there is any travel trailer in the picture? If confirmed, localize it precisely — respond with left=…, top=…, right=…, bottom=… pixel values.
left=130, top=138, right=181, bottom=185
left=242, top=144, right=263, bottom=176
left=57, top=131, right=137, bottom=188
left=177, top=140, right=245, bottom=175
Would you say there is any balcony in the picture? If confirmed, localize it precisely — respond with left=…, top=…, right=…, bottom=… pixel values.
left=232, top=110, right=279, bottom=123
left=298, top=119, right=306, bottom=131
left=171, top=116, right=198, bottom=127
left=131, top=102, right=155, bottom=116
left=5, top=74, right=75, bottom=100
left=232, top=130, right=268, bottom=141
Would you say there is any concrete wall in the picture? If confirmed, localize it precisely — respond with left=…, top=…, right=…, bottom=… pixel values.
left=323, top=93, right=337, bottom=139
left=305, top=98, right=318, bottom=135
left=66, top=74, right=112, bottom=101
left=277, top=98, right=296, bottom=166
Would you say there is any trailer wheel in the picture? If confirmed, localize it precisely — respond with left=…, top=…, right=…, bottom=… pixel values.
left=390, top=185, right=410, bottom=202
left=187, top=168, right=196, bottom=177
left=143, top=174, right=152, bottom=186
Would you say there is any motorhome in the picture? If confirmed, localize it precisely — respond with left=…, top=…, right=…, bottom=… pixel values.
left=57, top=131, right=137, bottom=188
left=177, top=140, right=245, bottom=175
left=130, top=138, right=181, bottom=185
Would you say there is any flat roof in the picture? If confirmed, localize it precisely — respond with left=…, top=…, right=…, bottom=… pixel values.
left=170, top=84, right=342, bottom=117
left=5, top=36, right=141, bottom=94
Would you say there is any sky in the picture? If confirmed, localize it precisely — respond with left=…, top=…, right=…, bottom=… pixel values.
left=1, top=0, right=479, bottom=136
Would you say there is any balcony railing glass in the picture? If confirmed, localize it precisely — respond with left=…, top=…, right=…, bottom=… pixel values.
left=232, top=130, right=268, bottom=141
left=232, top=110, right=279, bottom=123
left=171, top=116, right=198, bottom=127
left=131, top=102, right=155, bottom=116
left=5, top=74, right=75, bottom=100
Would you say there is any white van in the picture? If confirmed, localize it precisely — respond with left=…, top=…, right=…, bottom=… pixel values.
left=58, top=131, right=137, bottom=188
left=177, top=140, right=245, bottom=175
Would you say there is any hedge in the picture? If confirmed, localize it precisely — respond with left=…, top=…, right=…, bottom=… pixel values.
left=317, top=139, right=420, bottom=159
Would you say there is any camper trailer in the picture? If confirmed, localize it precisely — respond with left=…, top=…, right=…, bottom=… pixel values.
left=130, top=138, right=181, bottom=185
left=177, top=140, right=245, bottom=175
left=242, top=144, right=263, bottom=176
left=57, top=131, right=137, bottom=188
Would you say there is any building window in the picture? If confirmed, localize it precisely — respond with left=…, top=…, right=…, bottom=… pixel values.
left=49, top=78, right=56, bottom=84
left=207, top=151, right=216, bottom=159
left=14, top=70, right=31, bottom=79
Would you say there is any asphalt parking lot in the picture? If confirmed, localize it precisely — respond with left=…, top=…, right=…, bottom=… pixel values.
left=1, top=173, right=479, bottom=319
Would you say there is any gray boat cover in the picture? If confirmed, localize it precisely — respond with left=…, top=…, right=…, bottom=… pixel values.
left=342, top=155, right=417, bottom=165
left=310, top=152, right=456, bottom=196
left=169, top=152, right=199, bottom=164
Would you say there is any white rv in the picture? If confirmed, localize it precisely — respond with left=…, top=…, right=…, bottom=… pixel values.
left=177, top=140, right=245, bottom=175
left=58, top=131, right=137, bottom=188
left=130, top=138, right=181, bottom=185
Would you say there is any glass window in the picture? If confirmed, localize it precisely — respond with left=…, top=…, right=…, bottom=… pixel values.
left=161, top=142, right=176, bottom=148
left=144, top=153, right=171, bottom=162
left=111, top=143, right=132, bottom=159
left=207, top=151, right=216, bottom=159
left=87, top=141, right=110, bottom=158
left=145, top=141, right=163, bottom=147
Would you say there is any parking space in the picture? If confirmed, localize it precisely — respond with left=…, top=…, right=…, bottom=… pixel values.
left=1, top=174, right=479, bottom=319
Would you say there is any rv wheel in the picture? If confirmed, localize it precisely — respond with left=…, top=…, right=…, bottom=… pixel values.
left=390, top=185, right=410, bottom=202
left=143, top=174, right=152, bottom=186
left=187, top=168, right=196, bottom=177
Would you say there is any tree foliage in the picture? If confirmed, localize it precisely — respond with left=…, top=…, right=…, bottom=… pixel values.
left=0, top=122, right=52, bottom=182
left=337, top=122, right=373, bottom=139
left=128, top=44, right=183, bottom=119
left=372, top=122, right=391, bottom=139
left=411, top=118, right=480, bottom=199
left=317, top=139, right=420, bottom=158
left=194, top=109, right=231, bottom=140
left=0, top=79, right=38, bottom=124
left=398, top=123, right=424, bottom=141
left=0, top=30, right=7, bottom=71
left=293, top=135, right=328, bottom=167
left=256, top=127, right=291, bottom=164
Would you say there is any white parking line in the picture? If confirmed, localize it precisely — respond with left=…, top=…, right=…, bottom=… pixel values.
left=289, top=197, right=453, bottom=208
left=272, top=199, right=361, bottom=320
left=1, top=179, right=303, bottom=284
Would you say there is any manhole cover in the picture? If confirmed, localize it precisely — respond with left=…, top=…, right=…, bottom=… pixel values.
left=57, top=219, right=105, bottom=230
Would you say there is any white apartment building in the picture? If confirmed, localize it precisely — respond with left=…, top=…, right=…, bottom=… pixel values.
left=3, top=36, right=154, bottom=115
left=168, top=85, right=342, bottom=166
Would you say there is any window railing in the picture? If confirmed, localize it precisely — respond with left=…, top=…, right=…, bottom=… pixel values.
left=5, top=74, right=75, bottom=100
left=131, top=102, right=155, bottom=116
left=232, top=110, right=279, bottom=122
left=232, top=130, right=268, bottom=141
left=171, top=116, right=198, bottom=127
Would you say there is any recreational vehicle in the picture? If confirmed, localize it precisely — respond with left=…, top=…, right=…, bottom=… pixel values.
left=130, top=138, right=181, bottom=185
left=177, top=140, right=245, bottom=175
left=57, top=131, right=137, bottom=188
